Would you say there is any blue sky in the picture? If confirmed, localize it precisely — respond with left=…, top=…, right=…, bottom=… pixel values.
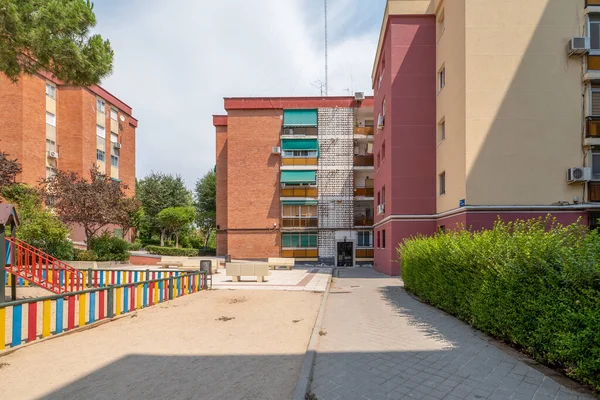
left=92, top=0, right=387, bottom=187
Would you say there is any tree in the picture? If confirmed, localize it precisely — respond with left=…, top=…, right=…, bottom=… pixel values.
left=156, top=206, right=195, bottom=248
left=194, top=170, right=216, bottom=249
left=1, top=184, right=73, bottom=259
left=0, top=151, right=22, bottom=188
left=41, top=166, right=134, bottom=249
left=113, top=196, right=141, bottom=240
left=136, top=172, right=192, bottom=242
left=0, top=0, right=113, bottom=86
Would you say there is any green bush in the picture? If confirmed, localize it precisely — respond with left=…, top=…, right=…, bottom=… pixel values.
left=73, top=249, right=98, bottom=261
left=145, top=245, right=199, bottom=257
left=197, top=248, right=216, bottom=256
left=399, top=217, right=600, bottom=391
left=89, top=233, right=130, bottom=261
left=128, top=240, right=143, bottom=251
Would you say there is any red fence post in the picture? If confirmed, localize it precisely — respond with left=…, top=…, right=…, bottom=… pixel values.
left=67, top=296, right=75, bottom=330
left=28, top=302, right=37, bottom=343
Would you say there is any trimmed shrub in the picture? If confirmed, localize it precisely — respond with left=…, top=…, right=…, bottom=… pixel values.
left=73, top=250, right=98, bottom=262
left=145, top=245, right=198, bottom=257
left=399, top=217, right=600, bottom=391
left=197, top=248, right=216, bottom=257
left=89, top=233, right=130, bottom=261
left=128, top=240, right=143, bottom=251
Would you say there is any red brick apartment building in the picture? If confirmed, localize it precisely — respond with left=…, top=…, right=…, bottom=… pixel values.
left=0, top=73, right=138, bottom=244
left=214, top=97, right=376, bottom=267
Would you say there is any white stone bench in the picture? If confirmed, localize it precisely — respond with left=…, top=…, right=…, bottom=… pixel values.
left=226, top=262, right=270, bottom=283
left=157, top=256, right=185, bottom=268
left=267, top=257, right=295, bottom=270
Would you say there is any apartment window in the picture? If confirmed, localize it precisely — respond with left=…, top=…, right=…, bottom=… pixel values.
left=382, top=230, right=386, bottom=249
left=46, top=139, right=56, bottom=153
left=45, top=83, right=56, bottom=99
left=439, top=172, right=446, bottom=196
left=282, top=205, right=317, bottom=218
left=96, top=124, right=106, bottom=139
left=590, top=183, right=600, bottom=202
left=438, top=65, right=446, bottom=91
left=377, top=191, right=381, bottom=206
left=282, top=150, right=318, bottom=158
left=97, top=99, right=105, bottom=113
left=46, top=112, right=56, bottom=127
left=590, top=15, right=600, bottom=51
left=382, top=97, right=387, bottom=117
left=365, top=119, right=374, bottom=128
left=110, top=108, right=118, bottom=121
left=96, top=149, right=106, bottom=162
left=591, top=88, right=600, bottom=116
left=46, top=166, right=57, bottom=179
left=592, top=151, right=600, bottom=181
left=377, top=152, right=381, bottom=168
left=97, top=135, right=105, bottom=150
left=111, top=133, right=118, bottom=144
left=282, top=232, right=318, bottom=248
left=439, top=119, right=446, bottom=142
left=382, top=141, right=386, bottom=161
left=377, top=230, right=381, bottom=248
left=382, top=186, right=386, bottom=205
left=437, top=9, right=445, bottom=38
left=358, top=231, right=372, bottom=248
left=378, top=57, right=385, bottom=90
left=439, top=225, right=446, bottom=233
left=111, top=155, right=119, bottom=168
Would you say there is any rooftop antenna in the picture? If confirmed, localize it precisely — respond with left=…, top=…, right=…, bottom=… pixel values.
left=324, top=0, right=329, bottom=96
left=312, top=80, right=326, bottom=96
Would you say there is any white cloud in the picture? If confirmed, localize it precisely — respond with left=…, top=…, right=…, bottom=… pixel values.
left=93, top=0, right=384, bottom=187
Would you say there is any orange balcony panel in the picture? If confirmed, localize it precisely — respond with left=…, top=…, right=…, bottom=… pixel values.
left=356, top=249, right=374, bottom=258
left=281, top=158, right=319, bottom=166
left=588, top=0, right=600, bottom=5
left=354, top=155, right=374, bottom=167
left=589, top=55, right=600, bottom=71
left=281, top=187, right=318, bottom=197
left=354, top=188, right=374, bottom=197
left=281, top=218, right=319, bottom=228
left=354, top=218, right=374, bottom=227
left=354, top=127, right=374, bottom=135
left=588, top=118, right=600, bottom=138
left=281, top=249, right=318, bottom=258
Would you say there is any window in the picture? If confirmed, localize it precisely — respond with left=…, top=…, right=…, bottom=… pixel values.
left=377, top=152, right=381, bottom=168
left=365, top=120, right=374, bottom=128
left=111, top=155, right=119, bottom=168
left=437, top=9, right=445, bottom=38
left=378, top=57, right=385, bottom=90
left=110, top=108, right=118, bottom=121
left=46, top=166, right=57, bottom=179
left=46, top=139, right=56, bottom=153
left=96, top=149, right=106, bottom=162
left=96, top=124, right=106, bottom=138
left=592, top=151, right=600, bottom=180
left=46, top=112, right=56, bottom=127
left=358, top=231, right=372, bottom=248
left=377, top=231, right=381, bottom=248
left=282, top=232, right=318, bottom=248
left=382, top=186, right=386, bottom=205
left=439, top=225, right=446, bottom=233
left=591, top=89, right=600, bottom=116
left=377, top=191, right=381, bottom=206
left=46, top=83, right=56, bottom=99
left=590, top=15, right=600, bottom=51
left=97, top=135, right=105, bottom=150
left=382, top=141, right=386, bottom=161
left=382, top=97, right=387, bottom=117
left=282, top=205, right=317, bottom=218
left=439, top=119, right=446, bottom=142
left=282, top=150, right=318, bottom=158
left=382, top=230, right=386, bottom=249
left=97, top=99, right=105, bottom=113
left=439, top=172, right=446, bottom=196
left=438, top=65, right=446, bottom=91
left=590, top=182, right=600, bottom=202
left=111, top=133, right=118, bottom=143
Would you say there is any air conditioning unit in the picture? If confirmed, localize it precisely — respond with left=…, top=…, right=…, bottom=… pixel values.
left=113, top=142, right=122, bottom=149
left=47, top=151, right=59, bottom=159
left=355, top=92, right=365, bottom=101
left=377, top=114, right=385, bottom=129
left=283, top=128, right=294, bottom=135
left=272, top=146, right=281, bottom=154
left=567, top=37, right=590, bottom=57
left=567, top=167, right=591, bottom=183
left=377, top=203, right=385, bottom=215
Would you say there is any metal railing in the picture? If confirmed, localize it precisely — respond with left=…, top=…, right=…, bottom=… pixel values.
left=354, top=187, right=374, bottom=197
left=281, top=186, right=318, bottom=197
left=354, top=155, right=374, bottom=167
left=354, top=218, right=374, bottom=227
left=1, top=270, right=207, bottom=350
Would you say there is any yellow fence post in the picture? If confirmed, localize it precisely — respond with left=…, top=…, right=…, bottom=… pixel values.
left=115, top=287, right=122, bottom=316
left=42, top=300, right=51, bottom=338
left=0, top=308, right=5, bottom=350
left=79, top=293, right=86, bottom=327
left=136, top=284, right=142, bottom=309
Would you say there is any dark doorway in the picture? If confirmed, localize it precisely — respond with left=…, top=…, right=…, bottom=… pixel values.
left=337, top=242, right=353, bottom=267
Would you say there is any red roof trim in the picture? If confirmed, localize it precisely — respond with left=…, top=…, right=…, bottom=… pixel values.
left=224, top=96, right=374, bottom=110
left=213, top=115, right=228, bottom=127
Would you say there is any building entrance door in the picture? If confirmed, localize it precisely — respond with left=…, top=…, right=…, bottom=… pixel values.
left=337, top=242, right=353, bottom=267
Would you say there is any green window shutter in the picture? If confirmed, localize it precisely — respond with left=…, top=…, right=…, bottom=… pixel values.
left=300, top=233, right=309, bottom=248
left=280, top=170, right=317, bottom=184
left=281, top=139, right=319, bottom=151
left=291, top=234, right=299, bottom=247
left=283, top=109, right=318, bottom=127
left=309, top=234, right=317, bottom=247
left=282, top=234, right=291, bottom=248
left=281, top=200, right=318, bottom=206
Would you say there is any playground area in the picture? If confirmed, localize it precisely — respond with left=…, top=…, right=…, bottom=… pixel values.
left=0, top=289, right=322, bottom=400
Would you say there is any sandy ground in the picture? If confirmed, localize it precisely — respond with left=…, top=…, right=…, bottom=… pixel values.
left=0, top=290, right=322, bottom=400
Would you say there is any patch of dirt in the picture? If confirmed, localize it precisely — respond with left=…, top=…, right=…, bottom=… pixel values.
left=216, top=316, right=235, bottom=322
left=292, top=319, right=303, bottom=323
left=319, top=330, right=327, bottom=336
left=227, top=297, right=248, bottom=304
left=0, top=362, right=10, bottom=370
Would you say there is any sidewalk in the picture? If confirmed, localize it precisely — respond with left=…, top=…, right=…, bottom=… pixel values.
left=310, top=268, right=594, bottom=400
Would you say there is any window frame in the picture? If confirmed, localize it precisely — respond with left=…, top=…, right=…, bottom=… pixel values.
left=382, top=229, right=386, bottom=249
left=110, top=154, right=119, bottom=168
left=46, top=112, right=56, bottom=127
left=590, top=88, right=600, bottom=117
left=438, top=119, right=446, bottom=143
left=281, top=150, right=318, bottom=158
left=591, top=151, right=600, bottom=181
left=589, top=14, right=600, bottom=54
left=110, top=108, right=118, bottom=121
left=45, top=83, right=56, bottom=99
left=438, top=65, right=446, bottom=92
left=46, top=139, right=56, bottom=153
left=357, top=231, right=372, bottom=248
left=96, top=149, right=106, bottom=162
left=96, top=124, right=106, bottom=139
left=281, top=232, right=318, bottom=249
left=439, top=171, right=446, bottom=196
left=97, top=99, right=106, bottom=113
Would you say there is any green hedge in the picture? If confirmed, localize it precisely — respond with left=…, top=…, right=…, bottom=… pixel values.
left=145, top=246, right=199, bottom=257
left=399, top=217, right=600, bottom=391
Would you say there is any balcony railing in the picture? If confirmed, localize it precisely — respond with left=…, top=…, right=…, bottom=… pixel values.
left=281, top=158, right=319, bottom=166
left=281, top=218, right=319, bottom=228
left=354, top=127, right=374, bottom=135
left=354, top=187, right=374, bottom=197
left=356, top=248, right=374, bottom=258
left=354, top=155, right=374, bottom=167
left=282, top=127, right=318, bottom=136
left=281, top=186, right=318, bottom=197
left=587, top=117, right=600, bottom=138
left=354, top=217, right=374, bottom=227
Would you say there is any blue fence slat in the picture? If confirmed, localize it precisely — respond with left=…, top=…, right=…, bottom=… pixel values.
left=159, top=280, right=164, bottom=302
left=56, top=298, right=64, bottom=334
left=123, top=286, right=129, bottom=313
left=89, top=292, right=96, bottom=323
left=12, top=304, right=22, bottom=347
left=116, top=272, right=121, bottom=285
left=143, top=283, right=148, bottom=308
left=134, top=271, right=139, bottom=284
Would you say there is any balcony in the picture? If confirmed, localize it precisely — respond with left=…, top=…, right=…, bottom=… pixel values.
left=281, top=158, right=318, bottom=167
left=281, top=186, right=318, bottom=198
left=354, top=127, right=374, bottom=136
left=281, top=249, right=318, bottom=258
left=354, top=187, right=374, bottom=197
left=281, top=218, right=319, bottom=229
left=354, top=217, right=374, bottom=227
left=356, top=248, right=374, bottom=258
left=354, top=155, right=374, bottom=168
left=586, top=117, right=600, bottom=146
left=281, top=127, right=318, bottom=137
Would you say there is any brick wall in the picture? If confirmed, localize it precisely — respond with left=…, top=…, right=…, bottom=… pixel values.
left=226, top=109, right=282, bottom=258
left=215, top=124, right=228, bottom=256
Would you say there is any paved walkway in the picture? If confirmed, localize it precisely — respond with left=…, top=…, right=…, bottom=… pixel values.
left=310, top=268, right=595, bottom=400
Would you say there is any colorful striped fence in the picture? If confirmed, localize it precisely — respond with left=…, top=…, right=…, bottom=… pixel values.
left=0, top=270, right=207, bottom=351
